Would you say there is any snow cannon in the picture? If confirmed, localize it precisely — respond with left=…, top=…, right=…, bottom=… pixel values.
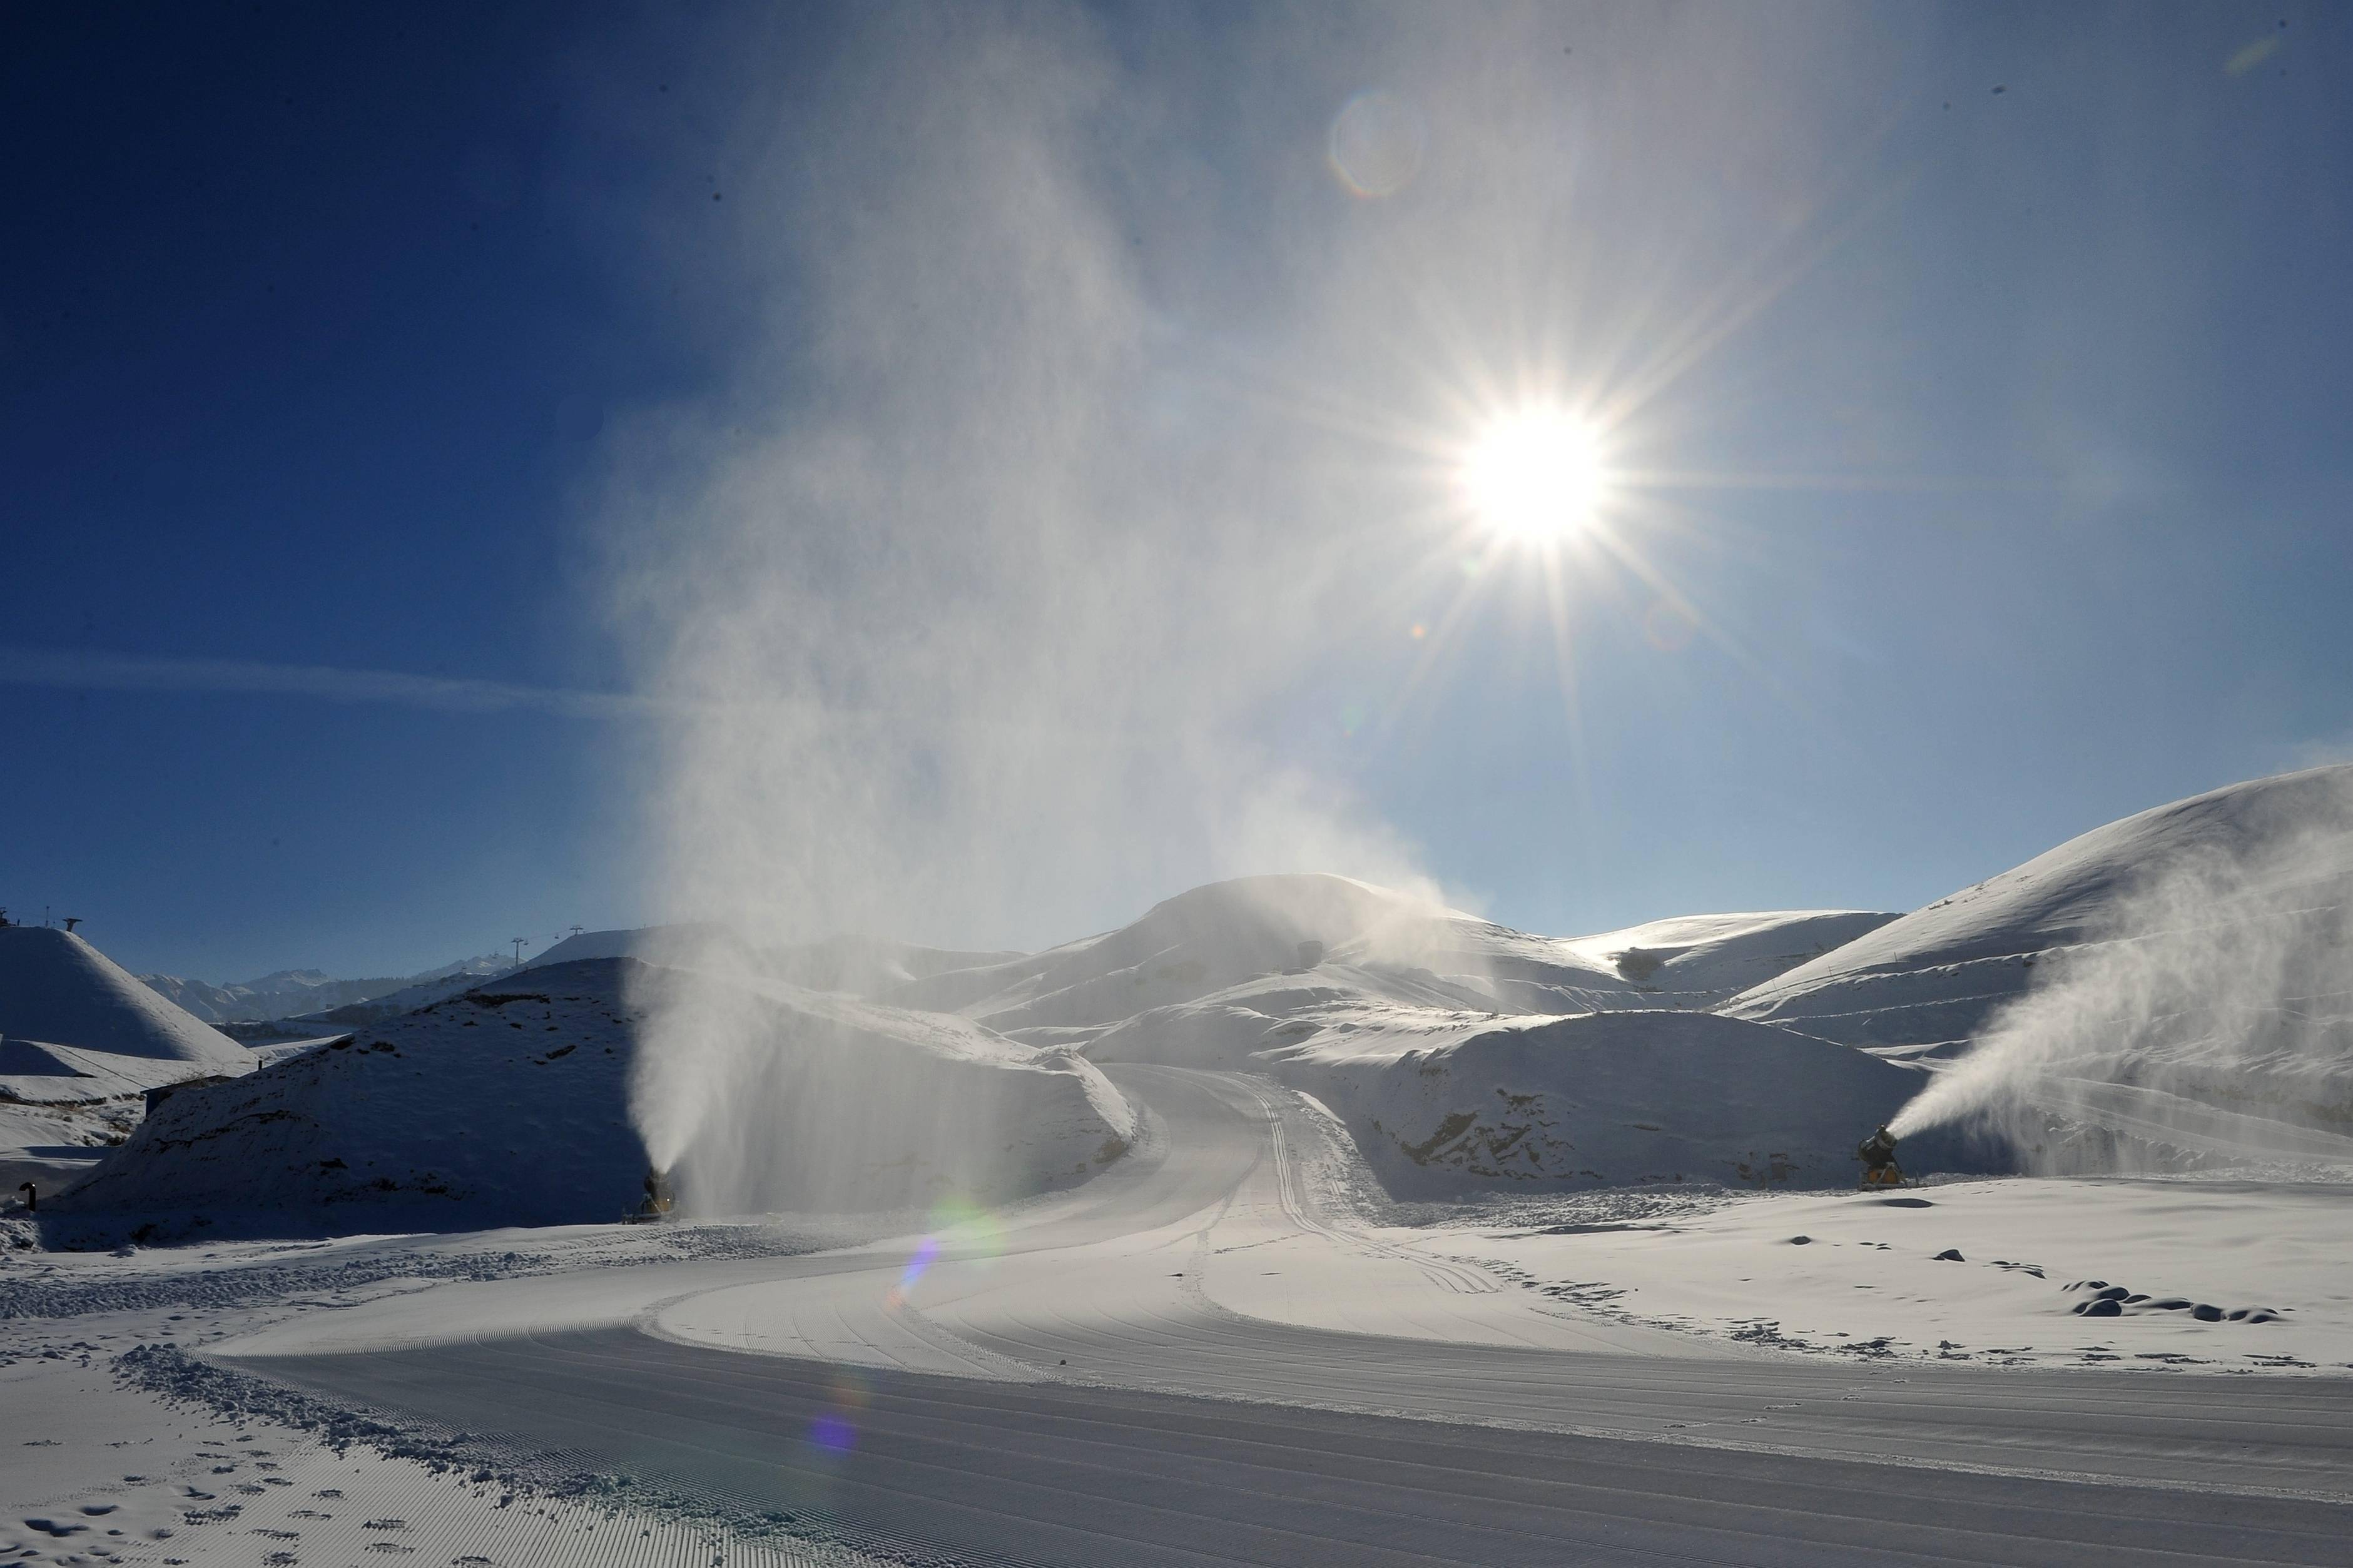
left=628, top=1168, right=675, bottom=1223
left=1854, top=1125, right=1906, bottom=1188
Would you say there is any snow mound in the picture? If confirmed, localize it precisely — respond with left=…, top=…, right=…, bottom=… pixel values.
left=0, top=926, right=246, bottom=1073
left=1721, top=766, right=2353, bottom=1059
left=883, top=874, right=1884, bottom=1034
left=58, top=958, right=1134, bottom=1230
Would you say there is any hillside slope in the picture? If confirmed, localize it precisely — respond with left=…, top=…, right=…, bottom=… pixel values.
left=1720, top=765, right=2353, bottom=1060
left=140, top=954, right=506, bottom=1023
left=59, top=958, right=1135, bottom=1230
left=883, top=874, right=1889, bottom=1036
left=0, top=926, right=247, bottom=1071
left=1090, top=994, right=1981, bottom=1195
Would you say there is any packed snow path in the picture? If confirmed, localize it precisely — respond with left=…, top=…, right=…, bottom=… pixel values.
left=223, top=1068, right=2353, bottom=1566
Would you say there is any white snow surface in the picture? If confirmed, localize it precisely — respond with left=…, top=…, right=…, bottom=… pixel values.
left=1721, top=764, right=2353, bottom=1058
left=7, top=1068, right=2351, bottom=1568
left=54, top=958, right=1134, bottom=1230
left=1433, top=1173, right=2353, bottom=1372
left=0, top=928, right=247, bottom=1073
left=1093, top=996, right=1981, bottom=1195
left=880, top=873, right=1888, bottom=1031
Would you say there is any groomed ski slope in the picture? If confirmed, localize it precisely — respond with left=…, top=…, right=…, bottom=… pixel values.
left=210, top=1064, right=2353, bottom=1568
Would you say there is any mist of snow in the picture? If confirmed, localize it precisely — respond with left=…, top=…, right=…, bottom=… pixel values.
left=601, top=8, right=1451, bottom=1201
left=1890, top=769, right=2353, bottom=1171
left=593, top=3, right=1933, bottom=1206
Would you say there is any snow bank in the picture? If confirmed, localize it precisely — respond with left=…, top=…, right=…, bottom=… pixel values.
left=58, top=958, right=1134, bottom=1232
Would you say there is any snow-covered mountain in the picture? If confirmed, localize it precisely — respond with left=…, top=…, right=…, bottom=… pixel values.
left=1, top=926, right=248, bottom=1074
left=1062, top=889, right=1973, bottom=1193
left=60, top=957, right=1135, bottom=1229
left=878, top=873, right=1895, bottom=1038
left=1719, top=765, right=2353, bottom=1060
left=850, top=874, right=1929, bottom=1195
left=138, top=953, right=509, bottom=1023
left=523, top=923, right=754, bottom=971
left=1, top=925, right=257, bottom=1198
left=519, top=923, right=1025, bottom=998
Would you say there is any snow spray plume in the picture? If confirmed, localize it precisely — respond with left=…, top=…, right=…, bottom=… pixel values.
left=1889, top=767, right=2353, bottom=1173
left=594, top=4, right=1913, bottom=1209
left=599, top=6, right=1447, bottom=1210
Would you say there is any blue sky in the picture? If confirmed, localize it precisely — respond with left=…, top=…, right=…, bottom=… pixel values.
left=6, top=2, right=2349, bottom=982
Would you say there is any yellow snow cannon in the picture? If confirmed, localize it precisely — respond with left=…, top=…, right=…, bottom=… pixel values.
left=627, top=1168, right=675, bottom=1223
left=1855, top=1124, right=1907, bottom=1188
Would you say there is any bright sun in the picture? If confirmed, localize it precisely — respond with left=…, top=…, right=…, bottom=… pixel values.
left=1461, top=408, right=1609, bottom=544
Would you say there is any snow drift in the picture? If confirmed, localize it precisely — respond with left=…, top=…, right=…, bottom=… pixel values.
left=59, top=957, right=1134, bottom=1230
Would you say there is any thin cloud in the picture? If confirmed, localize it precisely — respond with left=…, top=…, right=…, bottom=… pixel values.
left=0, top=646, right=660, bottom=719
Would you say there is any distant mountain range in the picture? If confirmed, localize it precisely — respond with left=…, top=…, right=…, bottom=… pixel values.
left=138, top=954, right=511, bottom=1024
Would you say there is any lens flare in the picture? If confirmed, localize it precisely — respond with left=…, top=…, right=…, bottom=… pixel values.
left=806, top=1369, right=870, bottom=1456
left=1461, top=408, right=1609, bottom=545
left=884, top=1196, right=1007, bottom=1309
left=1327, top=91, right=1426, bottom=198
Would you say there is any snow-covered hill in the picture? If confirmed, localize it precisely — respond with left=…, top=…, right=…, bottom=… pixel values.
left=1271, top=1008, right=1986, bottom=1196
left=1552, top=910, right=1898, bottom=998
left=139, top=954, right=507, bottom=1024
left=511, top=923, right=1025, bottom=999
left=522, top=923, right=755, bottom=971
left=1, top=926, right=256, bottom=1204
left=59, top=957, right=1136, bottom=1230
left=1089, top=982, right=1983, bottom=1195
left=880, top=874, right=1889, bottom=1037
left=1, top=926, right=248, bottom=1072
left=1719, top=766, right=2353, bottom=1060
